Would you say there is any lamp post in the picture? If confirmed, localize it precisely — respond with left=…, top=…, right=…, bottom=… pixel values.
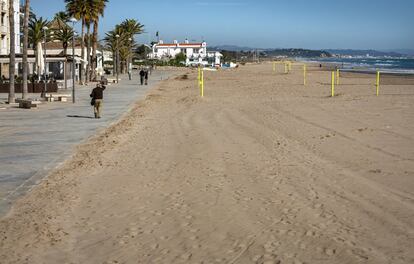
left=41, top=26, right=49, bottom=98
left=115, top=34, right=120, bottom=83
left=128, top=37, right=132, bottom=80
left=70, top=17, right=77, bottom=103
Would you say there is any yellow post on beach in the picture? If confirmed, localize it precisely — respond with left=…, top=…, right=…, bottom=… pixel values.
left=200, top=70, right=204, bottom=97
left=376, top=71, right=380, bottom=96
left=336, top=69, right=340, bottom=85
left=197, top=67, right=201, bottom=86
left=331, top=71, right=335, bottom=97
left=273, top=62, right=276, bottom=72
left=303, top=64, right=307, bottom=86
left=284, top=62, right=288, bottom=74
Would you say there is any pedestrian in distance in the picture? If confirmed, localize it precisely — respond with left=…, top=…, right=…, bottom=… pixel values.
left=139, top=69, right=145, bottom=85
left=144, top=70, right=149, bottom=85
left=90, top=83, right=106, bottom=119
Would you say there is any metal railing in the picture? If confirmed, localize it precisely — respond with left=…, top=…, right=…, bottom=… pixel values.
left=0, top=1, right=6, bottom=13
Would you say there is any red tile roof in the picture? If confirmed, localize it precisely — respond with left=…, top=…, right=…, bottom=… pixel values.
left=157, top=43, right=203, bottom=47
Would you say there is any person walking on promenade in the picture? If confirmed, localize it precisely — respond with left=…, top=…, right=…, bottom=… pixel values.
left=90, top=83, right=106, bottom=119
left=139, top=68, right=145, bottom=85
left=144, top=69, right=149, bottom=85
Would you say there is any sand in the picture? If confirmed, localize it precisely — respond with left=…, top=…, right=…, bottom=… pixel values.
left=1, top=63, right=413, bottom=263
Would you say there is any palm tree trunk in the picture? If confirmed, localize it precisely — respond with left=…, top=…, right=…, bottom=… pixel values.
left=91, top=20, right=98, bottom=82
left=22, top=0, right=30, bottom=99
left=64, top=47, right=67, bottom=89
left=86, top=24, right=91, bottom=84
left=34, top=47, right=38, bottom=79
left=112, top=50, right=115, bottom=76
left=8, top=0, right=15, bottom=103
left=80, top=18, right=85, bottom=85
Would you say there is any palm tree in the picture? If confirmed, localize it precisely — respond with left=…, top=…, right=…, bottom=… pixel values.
left=103, top=30, right=118, bottom=76
left=118, top=19, right=144, bottom=73
left=120, top=19, right=144, bottom=37
left=54, top=11, right=70, bottom=24
left=65, top=0, right=89, bottom=85
left=84, top=13, right=92, bottom=84
left=103, top=20, right=144, bottom=76
left=54, top=26, right=74, bottom=90
left=8, top=0, right=15, bottom=103
left=90, top=0, right=107, bottom=81
left=22, top=0, right=30, bottom=99
left=28, top=17, right=49, bottom=76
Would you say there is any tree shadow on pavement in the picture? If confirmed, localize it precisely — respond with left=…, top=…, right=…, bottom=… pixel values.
left=66, top=115, right=95, bottom=119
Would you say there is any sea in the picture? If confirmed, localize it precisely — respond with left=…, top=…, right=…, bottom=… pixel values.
left=303, top=57, right=414, bottom=74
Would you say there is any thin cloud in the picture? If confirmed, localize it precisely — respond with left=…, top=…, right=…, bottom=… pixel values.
left=195, top=1, right=247, bottom=6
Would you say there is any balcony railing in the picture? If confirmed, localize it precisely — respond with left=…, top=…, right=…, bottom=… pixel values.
left=0, top=48, right=8, bottom=55
left=0, top=25, right=7, bottom=35
left=0, top=1, right=6, bottom=13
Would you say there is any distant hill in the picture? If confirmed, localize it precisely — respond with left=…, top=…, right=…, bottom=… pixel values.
left=211, top=45, right=331, bottom=58
left=326, top=49, right=404, bottom=57
left=210, top=45, right=412, bottom=58
left=384, top=49, right=414, bottom=56
left=264, top=49, right=331, bottom=58
left=210, top=45, right=256, bottom=52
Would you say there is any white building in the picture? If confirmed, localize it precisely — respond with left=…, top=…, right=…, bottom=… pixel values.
left=0, top=0, right=20, bottom=77
left=149, top=39, right=222, bottom=67
left=0, top=0, right=20, bottom=55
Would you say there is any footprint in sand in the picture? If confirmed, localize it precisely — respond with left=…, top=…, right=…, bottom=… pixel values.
left=348, top=248, right=369, bottom=260
left=189, top=228, right=199, bottom=233
left=287, top=230, right=297, bottom=237
left=313, top=203, right=323, bottom=209
left=181, top=222, right=191, bottom=227
left=324, top=248, right=336, bottom=256
left=305, top=230, right=316, bottom=237
left=144, top=229, right=154, bottom=234
left=160, top=248, right=170, bottom=255
left=180, top=252, right=192, bottom=260
left=150, top=243, right=159, bottom=250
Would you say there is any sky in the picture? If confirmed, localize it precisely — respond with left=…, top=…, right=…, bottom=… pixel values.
left=30, top=0, right=414, bottom=50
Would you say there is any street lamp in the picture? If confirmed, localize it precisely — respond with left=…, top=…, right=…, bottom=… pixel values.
left=41, top=26, right=48, bottom=98
left=128, top=37, right=132, bottom=80
left=115, top=34, right=120, bottom=83
left=70, top=17, right=77, bottom=103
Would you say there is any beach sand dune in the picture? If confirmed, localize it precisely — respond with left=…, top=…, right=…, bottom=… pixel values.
left=1, top=63, right=413, bottom=263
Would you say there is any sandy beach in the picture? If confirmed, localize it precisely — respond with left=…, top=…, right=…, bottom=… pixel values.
left=1, top=63, right=413, bottom=263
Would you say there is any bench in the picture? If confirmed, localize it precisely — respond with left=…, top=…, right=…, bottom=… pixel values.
left=45, top=93, right=72, bottom=102
left=106, top=78, right=119, bottom=83
left=16, top=99, right=41, bottom=109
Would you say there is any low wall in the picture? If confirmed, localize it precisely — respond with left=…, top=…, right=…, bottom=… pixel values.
left=0, top=83, right=58, bottom=93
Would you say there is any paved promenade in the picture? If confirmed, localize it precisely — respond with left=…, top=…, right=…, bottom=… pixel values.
left=0, top=70, right=174, bottom=216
